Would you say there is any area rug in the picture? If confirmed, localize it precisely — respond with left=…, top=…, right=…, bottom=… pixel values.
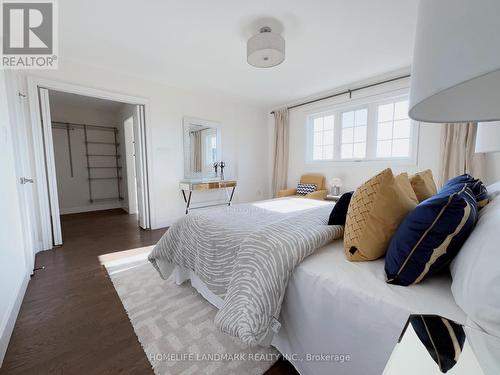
left=101, top=246, right=279, bottom=375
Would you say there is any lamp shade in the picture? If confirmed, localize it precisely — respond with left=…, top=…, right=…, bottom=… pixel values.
left=475, top=122, right=500, bottom=153
left=330, top=178, right=343, bottom=187
left=247, top=27, right=285, bottom=68
left=409, top=0, right=500, bottom=123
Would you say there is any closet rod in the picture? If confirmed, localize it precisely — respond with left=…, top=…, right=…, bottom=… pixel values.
left=52, top=121, right=118, bottom=132
left=269, top=74, right=411, bottom=115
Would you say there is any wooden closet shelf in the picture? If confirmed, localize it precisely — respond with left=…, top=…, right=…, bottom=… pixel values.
left=86, top=154, right=121, bottom=157
left=90, top=197, right=124, bottom=203
left=85, top=141, right=120, bottom=145
left=88, top=177, right=123, bottom=180
left=87, top=166, right=123, bottom=169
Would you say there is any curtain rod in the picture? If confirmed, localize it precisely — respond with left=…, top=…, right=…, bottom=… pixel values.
left=270, top=74, right=411, bottom=115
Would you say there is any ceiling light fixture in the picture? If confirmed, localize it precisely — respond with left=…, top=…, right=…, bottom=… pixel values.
left=247, top=26, right=285, bottom=68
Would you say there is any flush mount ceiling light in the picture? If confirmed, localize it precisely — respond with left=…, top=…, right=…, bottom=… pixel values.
left=247, top=26, right=285, bottom=68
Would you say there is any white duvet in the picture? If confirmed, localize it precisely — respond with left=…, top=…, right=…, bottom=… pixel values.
left=273, top=240, right=466, bottom=375
left=149, top=198, right=343, bottom=345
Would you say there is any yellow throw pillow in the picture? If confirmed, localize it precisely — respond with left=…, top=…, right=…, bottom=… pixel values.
left=344, top=168, right=418, bottom=262
left=395, top=172, right=419, bottom=205
left=409, top=169, right=437, bottom=202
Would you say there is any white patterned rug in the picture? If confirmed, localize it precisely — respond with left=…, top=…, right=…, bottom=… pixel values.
left=101, top=246, right=278, bottom=375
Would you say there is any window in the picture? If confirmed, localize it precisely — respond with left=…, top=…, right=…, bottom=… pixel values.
left=376, top=100, right=411, bottom=158
left=209, top=134, right=217, bottom=163
left=341, top=108, right=367, bottom=159
left=311, top=114, right=334, bottom=161
left=204, top=130, right=217, bottom=166
left=307, top=94, right=416, bottom=163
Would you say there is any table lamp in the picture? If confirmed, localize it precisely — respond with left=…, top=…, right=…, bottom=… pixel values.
left=330, top=178, right=343, bottom=196
left=475, top=122, right=500, bottom=153
left=409, top=0, right=500, bottom=123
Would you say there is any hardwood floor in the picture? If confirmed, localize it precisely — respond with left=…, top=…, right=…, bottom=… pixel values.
left=1, top=209, right=297, bottom=375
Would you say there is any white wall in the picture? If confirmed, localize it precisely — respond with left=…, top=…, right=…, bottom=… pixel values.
left=485, top=153, right=500, bottom=185
left=272, top=77, right=443, bottom=193
left=0, top=72, right=29, bottom=365
left=49, top=94, right=126, bottom=214
left=23, top=59, right=270, bottom=230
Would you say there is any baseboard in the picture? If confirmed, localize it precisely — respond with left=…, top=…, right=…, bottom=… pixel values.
left=0, top=272, right=29, bottom=367
left=35, top=239, right=44, bottom=254
left=152, top=215, right=182, bottom=230
left=60, top=203, right=122, bottom=215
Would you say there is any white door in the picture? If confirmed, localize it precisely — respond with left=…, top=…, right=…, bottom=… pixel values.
left=39, top=88, right=63, bottom=245
left=5, top=72, right=37, bottom=271
left=124, top=116, right=138, bottom=214
left=133, top=105, right=150, bottom=229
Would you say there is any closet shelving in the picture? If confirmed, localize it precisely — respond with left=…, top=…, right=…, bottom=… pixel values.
left=52, top=121, right=124, bottom=203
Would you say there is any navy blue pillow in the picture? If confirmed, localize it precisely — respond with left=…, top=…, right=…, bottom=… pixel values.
left=410, top=315, right=465, bottom=373
left=442, top=174, right=489, bottom=209
left=385, top=184, right=478, bottom=286
left=328, top=192, right=353, bottom=225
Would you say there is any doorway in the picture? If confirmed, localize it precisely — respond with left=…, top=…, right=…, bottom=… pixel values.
left=28, top=78, right=151, bottom=249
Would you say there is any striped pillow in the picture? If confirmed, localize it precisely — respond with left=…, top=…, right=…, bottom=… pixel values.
left=409, top=315, right=465, bottom=373
left=442, top=174, right=489, bottom=209
left=296, top=183, right=317, bottom=195
left=385, top=184, right=478, bottom=286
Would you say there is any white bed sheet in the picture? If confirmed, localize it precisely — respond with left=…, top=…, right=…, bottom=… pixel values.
left=272, top=240, right=466, bottom=375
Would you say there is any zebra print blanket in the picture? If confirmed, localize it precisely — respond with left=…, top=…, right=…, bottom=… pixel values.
left=148, top=199, right=343, bottom=345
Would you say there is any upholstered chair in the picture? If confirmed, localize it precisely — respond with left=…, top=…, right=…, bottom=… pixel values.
left=277, top=174, right=328, bottom=200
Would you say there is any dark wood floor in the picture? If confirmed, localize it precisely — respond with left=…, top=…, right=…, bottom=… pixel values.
left=1, top=209, right=297, bottom=375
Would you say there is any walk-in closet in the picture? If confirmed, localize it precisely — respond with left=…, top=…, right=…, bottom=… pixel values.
left=49, top=91, right=138, bottom=216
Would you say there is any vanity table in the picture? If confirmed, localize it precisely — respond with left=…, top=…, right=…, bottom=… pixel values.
left=181, top=117, right=237, bottom=214
left=180, top=178, right=237, bottom=214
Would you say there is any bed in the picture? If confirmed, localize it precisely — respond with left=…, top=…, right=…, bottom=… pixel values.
left=272, top=240, right=466, bottom=375
left=149, top=197, right=466, bottom=375
left=149, top=197, right=344, bottom=345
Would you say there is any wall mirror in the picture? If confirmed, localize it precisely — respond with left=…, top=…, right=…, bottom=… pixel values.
left=183, top=117, right=221, bottom=179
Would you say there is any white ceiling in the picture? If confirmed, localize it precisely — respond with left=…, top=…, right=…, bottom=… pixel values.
left=60, top=0, right=418, bottom=108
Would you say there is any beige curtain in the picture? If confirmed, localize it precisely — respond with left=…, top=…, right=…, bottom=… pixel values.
left=272, top=108, right=289, bottom=196
left=439, top=122, right=485, bottom=186
left=190, top=130, right=202, bottom=173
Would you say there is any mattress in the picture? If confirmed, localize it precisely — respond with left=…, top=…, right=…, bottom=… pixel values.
left=272, top=240, right=466, bottom=375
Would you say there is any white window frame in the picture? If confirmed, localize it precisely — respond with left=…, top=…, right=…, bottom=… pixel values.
left=309, top=110, right=336, bottom=161
left=305, top=90, right=419, bottom=166
left=203, top=129, right=217, bottom=168
left=338, top=105, right=369, bottom=161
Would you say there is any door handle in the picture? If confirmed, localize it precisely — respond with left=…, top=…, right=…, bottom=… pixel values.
left=20, top=177, right=34, bottom=184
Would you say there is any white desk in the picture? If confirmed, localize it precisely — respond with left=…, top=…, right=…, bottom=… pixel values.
left=179, top=178, right=237, bottom=214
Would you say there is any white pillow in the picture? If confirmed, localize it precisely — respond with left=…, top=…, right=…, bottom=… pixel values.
left=450, top=196, right=500, bottom=336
